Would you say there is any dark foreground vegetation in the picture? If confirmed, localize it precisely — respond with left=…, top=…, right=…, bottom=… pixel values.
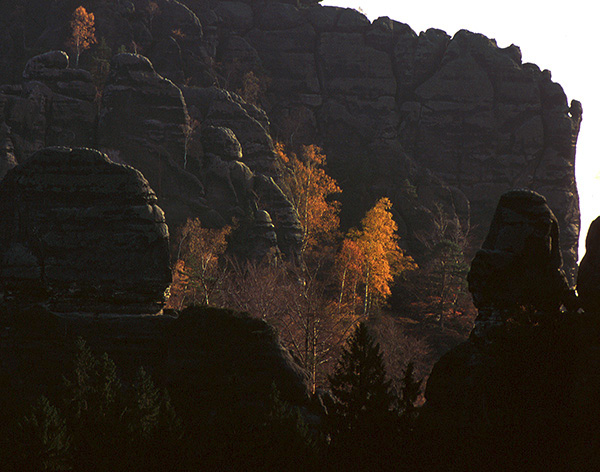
left=2, top=306, right=600, bottom=472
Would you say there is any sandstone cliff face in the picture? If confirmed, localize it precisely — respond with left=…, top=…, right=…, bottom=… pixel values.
left=0, top=50, right=302, bottom=259
left=0, top=0, right=581, bottom=276
left=0, top=147, right=171, bottom=314
left=210, top=3, right=581, bottom=279
left=0, top=51, right=96, bottom=162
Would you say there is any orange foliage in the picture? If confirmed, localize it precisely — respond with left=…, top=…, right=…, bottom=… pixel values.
left=277, top=143, right=341, bottom=256
left=347, top=197, right=417, bottom=313
left=171, top=28, right=185, bottom=39
left=67, top=6, right=97, bottom=67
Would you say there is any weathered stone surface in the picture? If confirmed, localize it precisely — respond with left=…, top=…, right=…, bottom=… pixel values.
left=184, top=85, right=303, bottom=258
left=211, top=3, right=581, bottom=279
left=97, top=53, right=214, bottom=226
left=202, top=125, right=243, bottom=161
left=0, top=147, right=171, bottom=314
left=0, top=50, right=96, bottom=163
left=577, top=217, right=600, bottom=314
left=0, top=122, right=17, bottom=180
left=0, top=1, right=582, bottom=276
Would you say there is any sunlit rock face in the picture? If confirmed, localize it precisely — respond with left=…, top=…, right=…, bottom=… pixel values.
left=0, top=147, right=171, bottom=314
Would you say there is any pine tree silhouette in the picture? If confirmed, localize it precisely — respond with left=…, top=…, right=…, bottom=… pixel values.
left=327, top=322, right=398, bottom=471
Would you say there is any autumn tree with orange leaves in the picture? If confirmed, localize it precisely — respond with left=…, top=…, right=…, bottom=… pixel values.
left=346, top=197, right=417, bottom=315
left=67, top=6, right=97, bottom=67
left=276, top=143, right=341, bottom=259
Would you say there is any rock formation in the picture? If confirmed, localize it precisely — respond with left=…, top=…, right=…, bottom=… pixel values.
left=211, top=2, right=582, bottom=280
left=577, top=217, right=600, bottom=313
left=0, top=305, right=309, bottom=434
left=0, top=147, right=171, bottom=314
left=0, top=50, right=302, bottom=259
left=0, top=50, right=96, bottom=161
left=0, top=1, right=582, bottom=274
left=420, top=190, right=597, bottom=470
left=467, top=189, right=573, bottom=334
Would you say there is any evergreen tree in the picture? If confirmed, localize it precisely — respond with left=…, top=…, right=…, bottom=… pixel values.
left=16, top=396, right=71, bottom=471
left=327, top=323, right=398, bottom=470
left=399, top=362, right=422, bottom=428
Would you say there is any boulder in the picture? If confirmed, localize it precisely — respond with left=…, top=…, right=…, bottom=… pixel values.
left=0, top=304, right=312, bottom=449
left=0, top=147, right=171, bottom=314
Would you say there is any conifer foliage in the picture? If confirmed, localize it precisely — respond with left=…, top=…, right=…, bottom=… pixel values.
left=327, top=323, right=398, bottom=470
left=15, top=396, right=71, bottom=471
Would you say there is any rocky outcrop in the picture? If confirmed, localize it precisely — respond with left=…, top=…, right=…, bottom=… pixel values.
left=0, top=1, right=581, bottom=274
left=97, top=53, right=211, bottom=227
left=0, top=50, right=96, bottom=162
left=577, top=217, right=600, bottom=313
left=0, top=304, right=311, bottom=435
left=0, top=50, right=301, bottom=260
left=419, top=191, right=596, bottom=471
left=183, top=85, right=303, bottom=258
left=467, top=189, right=573, bottom=330
left=0, top=147, right=171, bottom=314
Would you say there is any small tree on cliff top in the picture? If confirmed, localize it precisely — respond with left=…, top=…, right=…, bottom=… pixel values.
left=67, top=6, right=97, bottom=68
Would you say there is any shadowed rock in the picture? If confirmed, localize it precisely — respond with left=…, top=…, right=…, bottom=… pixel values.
left=421, top=191, right=598, bottom=470
left=468, top=189, right=571, bottom=316
left=0, top=147, right=171, bottom=314
left=577, top=217, right=600, bottom=313
left=0, top=304, right=312, bottom=443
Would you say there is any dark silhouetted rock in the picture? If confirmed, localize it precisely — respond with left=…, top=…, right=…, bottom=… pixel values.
left=421, top=191, right=599, bottom=471
left=577, top=217, right=600, bottom=313
left=0, top=147, right=171, bottom=314
left=0, top=304, right=311, bottom=435
left=468, top=189, right=571, bottom=316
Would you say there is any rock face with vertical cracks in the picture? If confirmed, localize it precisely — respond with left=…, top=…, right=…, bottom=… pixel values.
left=0, top=50, right=97, bottom=161
left=0, top=147, right=171, bottom=314
left=212, top=3, right=581, bottom=280
left=0, top=2, right=581, bottom=274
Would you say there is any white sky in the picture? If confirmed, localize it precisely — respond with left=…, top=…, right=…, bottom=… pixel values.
left=321, top=0, right=598, bottom=259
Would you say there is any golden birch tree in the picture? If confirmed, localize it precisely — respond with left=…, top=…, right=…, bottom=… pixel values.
left=67, top=6, right=97, bottom=68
